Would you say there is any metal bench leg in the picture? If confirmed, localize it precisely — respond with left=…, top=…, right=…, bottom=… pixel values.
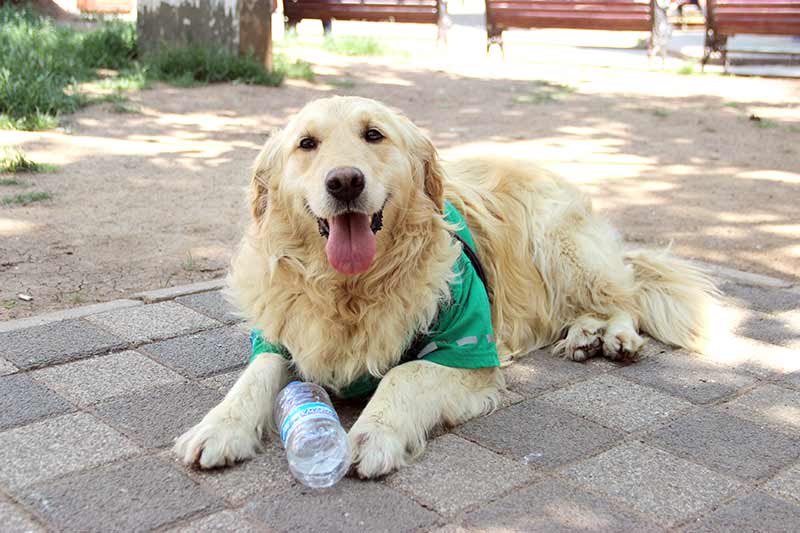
left=437, top=0, right=450, bottom=46
left=486, top=26, right=504, bottom=56
left=322, top=19, right=333, bottom=35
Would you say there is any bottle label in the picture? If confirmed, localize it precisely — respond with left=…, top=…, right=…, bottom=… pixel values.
left=279, top=402, right=340, bottom=444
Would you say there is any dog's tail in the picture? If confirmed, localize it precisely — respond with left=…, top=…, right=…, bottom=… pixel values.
left=626, top=249, right=719, bottom=353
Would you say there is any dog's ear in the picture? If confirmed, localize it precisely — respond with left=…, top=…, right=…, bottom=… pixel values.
left=249, top=128, right=284, bottom=221
left=421, top=136, right=445, bottom=213
left=401, top=117, right=445, bottom=212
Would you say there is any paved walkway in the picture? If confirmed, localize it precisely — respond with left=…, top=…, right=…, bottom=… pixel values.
left=1, top=266, right=800, bottom=532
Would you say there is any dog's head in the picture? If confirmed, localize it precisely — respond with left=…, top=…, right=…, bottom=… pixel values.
left=250, top=96, right=444, bottom=275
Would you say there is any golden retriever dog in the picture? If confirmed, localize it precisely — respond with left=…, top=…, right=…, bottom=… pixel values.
left=174, top=96, right=715, bottom=478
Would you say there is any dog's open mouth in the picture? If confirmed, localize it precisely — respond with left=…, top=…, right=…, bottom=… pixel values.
left=316, top=209, right=384, bottom=276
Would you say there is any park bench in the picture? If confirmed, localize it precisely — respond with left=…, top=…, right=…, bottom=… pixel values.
left=283, top=0, right=449, bottom=41
left=483, top=0, right=671, bottom=58
left=702, top=0, right=800, bottom=71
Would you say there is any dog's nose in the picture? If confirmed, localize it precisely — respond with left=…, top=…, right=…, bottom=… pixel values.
left=325, top=167, right=365, bottom=203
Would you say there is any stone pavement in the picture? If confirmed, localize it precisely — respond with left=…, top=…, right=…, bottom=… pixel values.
left=1, top=267, right=800, bottom=532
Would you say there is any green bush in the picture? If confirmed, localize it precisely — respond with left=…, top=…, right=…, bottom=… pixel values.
left=322, top=35, right=386, bottom=56
left=0, top=5, right=86, bottom=123
left=0, top=4, right=314, bottom=130
left=80, top=20, right=138, bottom=70
left=145, top=44, right=285, bottom=86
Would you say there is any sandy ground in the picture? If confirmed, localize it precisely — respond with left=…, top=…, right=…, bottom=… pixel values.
left=1, top=20, right=799, bottom=320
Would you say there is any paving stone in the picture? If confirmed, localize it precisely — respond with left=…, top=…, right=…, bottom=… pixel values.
left=0, top=299, right=143, bottom=333
left=243, top=477, right=438, bottom=533
left=702, top=335, right=800, bottom=379
left=718, top=383, right=800, bottom=434
left=540, top=374, right=694, bottom=432
left=720, top=281, right=800, bottom=314
left=731, top=307, right=800, bottom=350
left=201, top=370, right=241, bottom=395
left=168, top=509, right=265, bottom=532
left=645, top=410, right=800, bottom=481
left=185, top=442, right=294, bottom=505
left=683, top=490, right=800, bottom=532
left=562, top=441, right=742, bottom=525
left=0, top=358, right=17, bottom=376
left=134, top=279, right=226, bottom=303
left=140, top=326, right=249, bottom=378
left=386, top=434, right=536, bottom=516
left=176, top=290, right=241, bottom=324
left=0, top=412, right=140, bottom=491
left=85, top=301, right=219, bottom=343
left=0, top=496, right=45, bottom=533
left=785, top=371, right=800, bottom=389
left=455, top=399, right=621, bottom=469
left=617, top=349, right=757, bottom=404
left=92, top=381, right=222, bottom=448
left=463, top=477, right=659, bottom=532
left=0, top=319, right=127, bottom=369
left=0, top=373, right=73, bottom=430
left=502, top=349, right=596, bottom=396
left=764, top=463, right=800, bottom=505
left=20, top=455, right=222, bottom=532
left=32, top=350, right=185, bottom=406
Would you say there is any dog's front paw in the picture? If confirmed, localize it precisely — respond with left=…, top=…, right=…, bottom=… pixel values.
left=602, top=327, right=645, bottom=362
left=349, top=420, right=407, bottom=479
left=174, top=416, right=263, bottom=469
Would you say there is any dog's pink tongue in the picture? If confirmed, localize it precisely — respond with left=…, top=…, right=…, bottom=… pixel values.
left=325, top=213, right=376, bottom=275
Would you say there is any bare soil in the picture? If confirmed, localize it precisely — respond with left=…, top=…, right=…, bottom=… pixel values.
left=2, top=25, right=799, bottom=320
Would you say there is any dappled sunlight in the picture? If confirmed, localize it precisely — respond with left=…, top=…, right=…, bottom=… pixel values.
left=0, top=217, right=38, bottom=237
left=738, top=170, right=800, bottom=184
left=703, top=304, right=800, bottom=374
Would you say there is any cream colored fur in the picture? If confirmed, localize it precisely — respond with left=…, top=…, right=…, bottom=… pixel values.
left=174, top=96, right=717, bottom=478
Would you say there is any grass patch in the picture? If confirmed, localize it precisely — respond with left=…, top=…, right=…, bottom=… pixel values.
left=652, top=108, right=671, bottom=118
left=92, top=91, right=128, bottom=104
left=1, top=148, right=57, bottom=173
left=512, top=82, right=575, bottom=105
left=328, top=78, right=356, bottom=89
left=2, top=299, right=16, bottom=310
left=183, top=251, right=195, bottom=271
left=752, top=117, right=777, bottom=129
left=677, top=61, right=696, bottom=75
left=322, top=35, right=387, bottom=56
left=146, top=45, right=286, bottom=86
left=1, top=191, right=51, bottom=206
left=276, top=54, right=315, bottom=81
left=0, top=177, right=23, bottom=185
left=724, top=102, right=745, bottom=109
left=0, top=112, right=60, bottom=131
left=788, top=125, right=800, bottom=133
left=110, top=102, right=141, bottom=114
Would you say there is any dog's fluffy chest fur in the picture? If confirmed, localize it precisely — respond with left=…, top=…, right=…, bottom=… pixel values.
left=229, top=220, right=461, bottom=392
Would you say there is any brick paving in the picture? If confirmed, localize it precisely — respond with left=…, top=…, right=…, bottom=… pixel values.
left=1, top=269, right=800, bottom=531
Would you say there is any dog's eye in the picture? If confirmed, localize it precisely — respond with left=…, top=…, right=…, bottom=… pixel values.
left=364, top=128, right=384, bottom=143
left=299, top=137, right=318, bottom=151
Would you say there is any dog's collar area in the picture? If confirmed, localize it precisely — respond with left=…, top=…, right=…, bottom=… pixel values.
left=316, top=209, right=384, bottom=238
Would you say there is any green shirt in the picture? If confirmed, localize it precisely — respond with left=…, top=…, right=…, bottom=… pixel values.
left=250, top=201, right=499, bottom=398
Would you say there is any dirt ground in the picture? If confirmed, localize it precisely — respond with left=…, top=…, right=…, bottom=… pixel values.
left=2, top=20, right=799, bottom=320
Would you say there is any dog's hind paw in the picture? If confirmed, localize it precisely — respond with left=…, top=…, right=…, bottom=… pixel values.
left=349, top=421, right=408, bottom=479
left=173, top=417, right=263, bottom=469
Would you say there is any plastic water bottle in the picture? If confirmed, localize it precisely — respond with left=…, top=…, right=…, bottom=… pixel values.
left=274, top=381, right=351, bottom=488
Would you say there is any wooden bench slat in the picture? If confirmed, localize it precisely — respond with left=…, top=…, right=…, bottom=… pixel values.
left=489, top=3, right=650, bottom=11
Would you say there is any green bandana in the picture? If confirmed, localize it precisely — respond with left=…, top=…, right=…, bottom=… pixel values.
left=249, top=201, right=499, bottom=398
